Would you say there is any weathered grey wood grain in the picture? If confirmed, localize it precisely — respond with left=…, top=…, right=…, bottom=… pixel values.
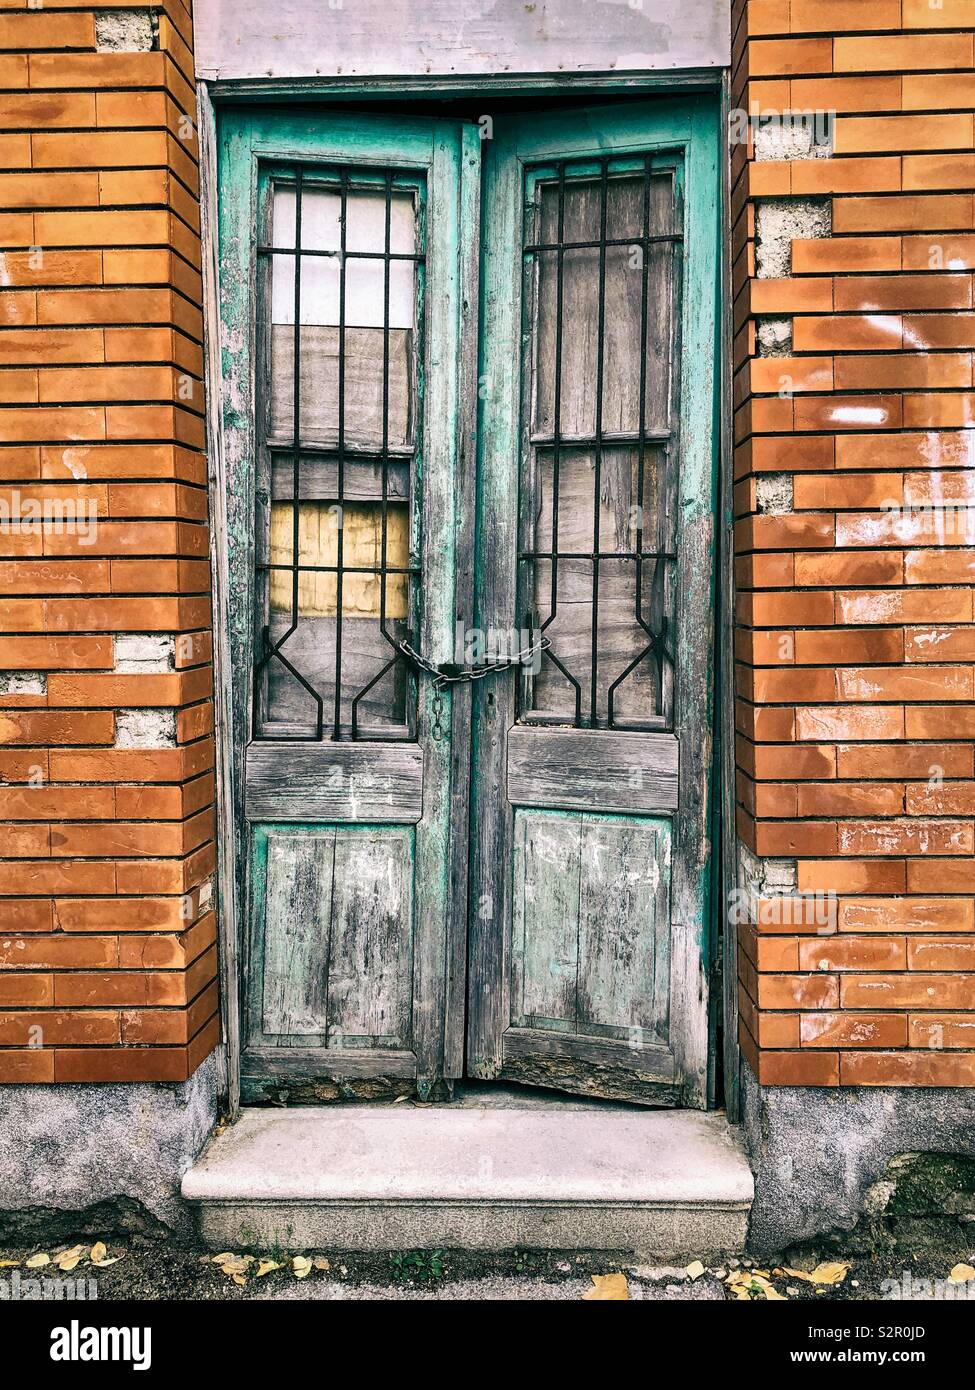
left=198, top=83, right=242, bottom=1117
left=326, top=830, right=413, bottom=1046
left=245, top=741, right=423, bottom=822
left=507, top=727, right=678, bottom=813
left=577, top=816, right=666, bottom=1036
left=512, top=811, right=581, bottom=1028
left=260, top=614, right=409, bottom=731
left=270, top=324, right=413, bottom=449
left=270, top=453, right=410, bottom=502
left=262, top=831, right=334, bottom=1037
left=503, top=1026, right=676, bottom=1079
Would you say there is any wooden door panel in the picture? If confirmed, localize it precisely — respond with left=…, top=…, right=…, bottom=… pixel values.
left=252, top=824, right=414, bottom=1050
left=506, top=728, right=678, bottom=813
left=510, top=809, right=672, bottom=1052
left=261, top=830, right=334, bottom=1036
left=245, top=743, right=423, bottom=822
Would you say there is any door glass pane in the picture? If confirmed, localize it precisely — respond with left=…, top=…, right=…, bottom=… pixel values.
left=520, top=159, right=682, bottom=729
left=254, top=166, right=423, bottom=740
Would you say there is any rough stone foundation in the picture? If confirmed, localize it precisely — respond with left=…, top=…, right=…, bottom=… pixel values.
left=741, top=1060, right=975, bottom=1257
left=0, top=1050, right=222, bottom=1241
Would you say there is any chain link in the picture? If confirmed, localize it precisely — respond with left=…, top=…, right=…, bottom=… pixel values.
left=399, top=635, right=551, bottom=740
left=398, top=636, right=550, bottom=691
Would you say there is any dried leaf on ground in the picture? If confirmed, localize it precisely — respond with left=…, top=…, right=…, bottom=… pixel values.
left=256, top=1259, right=282, bottom=1277
left=726, top=1271, right=787, bottom=1301
left=90, top=1242, right=121, bottom=1268
left=313, top=1257, right=331, bottom=1271
left=949, top=1263, right=975, bottom=1283
left=292, top=1256, right=312, bottom=1279
left=25, top=1253, right=50, bottom=1269
left=582, top=1272, right=629, bottom=1300
left=780, top=1261, right=849, bottom=1287
left=685, top=1260, right=706, bottom=1281
left=55, top=1245, right=87, bottom=1272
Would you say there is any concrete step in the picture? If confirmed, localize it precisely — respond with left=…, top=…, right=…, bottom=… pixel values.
left=182, top=1104, right=753, bottom=1259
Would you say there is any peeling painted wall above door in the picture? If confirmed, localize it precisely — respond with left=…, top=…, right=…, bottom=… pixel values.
left=193, top=0, right=731, bottom=82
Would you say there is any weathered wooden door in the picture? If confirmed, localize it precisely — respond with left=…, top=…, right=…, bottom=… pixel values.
left=467, top=100, right=719, bottom=1107
left=218, top=97, right=717, bottom=1108
left=219, top=111, right=478, bottom=1101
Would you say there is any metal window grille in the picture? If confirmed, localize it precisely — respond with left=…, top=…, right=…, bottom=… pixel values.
left=253, top=163, right=425, bottom=742
left=517, top=153, right=684, bottom=731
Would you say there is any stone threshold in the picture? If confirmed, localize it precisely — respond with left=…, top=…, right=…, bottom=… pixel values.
left=182, top=1099, right=754, bottom=1260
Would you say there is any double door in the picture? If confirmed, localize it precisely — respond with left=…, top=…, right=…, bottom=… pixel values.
left=217, top=97, right=719, bottom=1107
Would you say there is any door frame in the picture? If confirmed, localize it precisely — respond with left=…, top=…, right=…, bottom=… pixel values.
left=196, top=70, right=737, bottom=1122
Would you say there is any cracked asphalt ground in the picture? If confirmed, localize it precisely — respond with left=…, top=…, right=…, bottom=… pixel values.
left=2, top=1238, right=974, bottom=1300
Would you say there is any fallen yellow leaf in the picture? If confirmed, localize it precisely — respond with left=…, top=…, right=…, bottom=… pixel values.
left=89, top=1242, right=108, bottom=1265
left=292, top=1256, right=312, bottom=1279
left=685, top=1260, right=706, bottom=1281
left=256, top=1259, right=282, bottom=1277
left=25, top=1253, right=50, bottom=1269
left=726, top=1271, right=788, bottom=1301
left=0, top=1260, right=20, bottom=1268
left=949, top=1263, right=975, bottom=1283
left=313, top=1257, right=331, bottom=1271
left=54, top=1245, right=86, bottom=1272
left=781, top=1261, right=850, bottom=1286
left=582, top=1272, right=629, bottom=1300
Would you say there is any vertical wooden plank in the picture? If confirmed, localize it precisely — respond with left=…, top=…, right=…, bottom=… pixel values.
left=262, top=831, right=335, bottom=1037
left=576, top=815, right=670, bottom=1039
left=513, top=811, right=582, bottom=1028
left=442, top=121, right=482, bottom=1080
left=327, top=830, right=414, bottom=1046
left=718, top=68, right=740, bottom=1120
left=467, top=117, right=522, bottom=1077
left=668, top=100, right=720, bottom=1109
left=410, top=120, right=464, bottom=1094
left=198, top=81, right=241, bottom=1116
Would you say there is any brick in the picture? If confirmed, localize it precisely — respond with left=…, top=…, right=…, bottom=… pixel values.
left=749, top=37, right=833, bottom=75
left=841, top=974, right=975, bottom=1009
left=799, top=937, right=906, bottom=972
left=833, top=34, right=975, bottom=74
left=54, top=1047, right=190, bottom=1083
left=0, top=1048, right=54, bottom=1082
left=910, top=1015, right=975, bottom=1049
left=0, top=1010, right=118, bottom=1046
left=841, top=1052, right=975, bottom=1086
left=0, top=11, right=94, bottom=49
left=755, top=1048, right=840, bottom=1086
left=801, top=1012, right=908, bottom=1049
left=840, top=898, right=975, bottom=934
left=834, top=195, right=974, bottom=234
left=908, top=939, right=975, bottom=970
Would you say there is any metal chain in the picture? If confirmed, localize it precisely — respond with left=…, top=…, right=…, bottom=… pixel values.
left=398, top=635, right=551, bottom=741
left=398, top=636, right=550, bottom=690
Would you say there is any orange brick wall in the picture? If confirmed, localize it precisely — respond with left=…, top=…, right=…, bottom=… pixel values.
left=733, top=0, right=975, bottom=1087
left=0, top=0, right=218, bottom=1082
